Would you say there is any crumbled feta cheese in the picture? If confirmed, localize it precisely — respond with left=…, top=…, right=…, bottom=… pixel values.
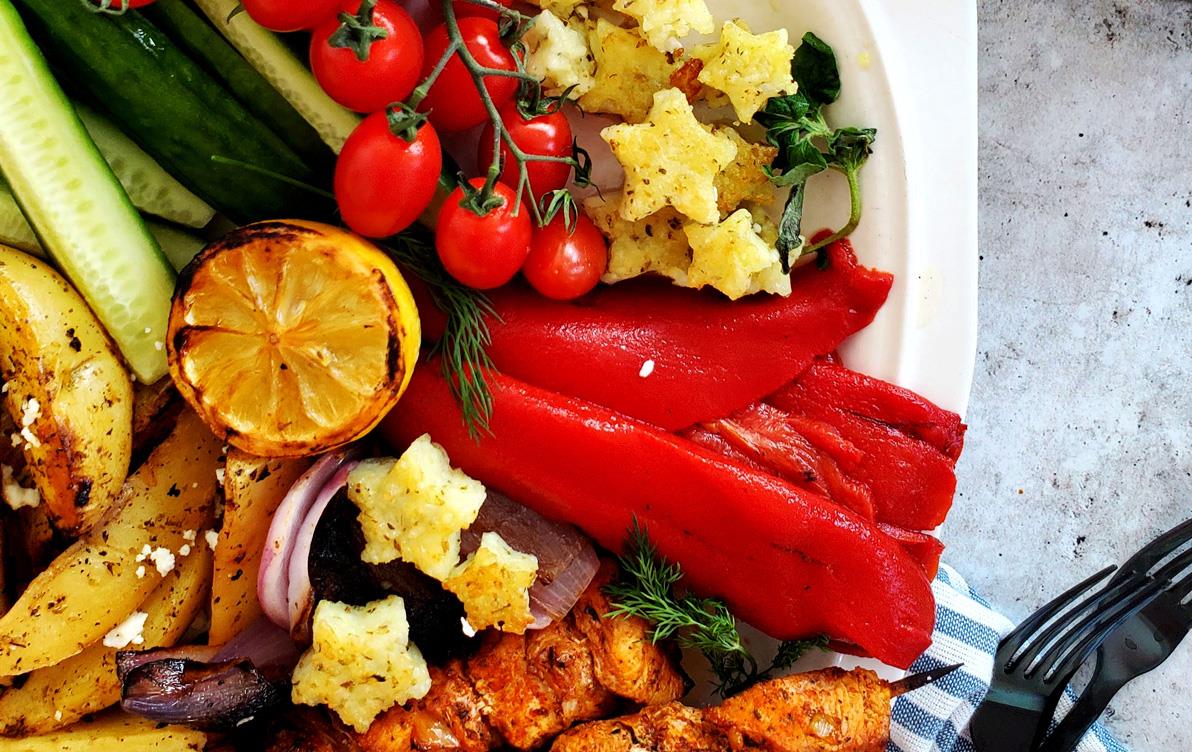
left=461, top=617, right=477, bottom=638
left=292, top=596, right=431, bottom=733
left=443, top=532, right=539, bottom=634
left=348, top=435, right=486, bottom=580
left=143, top=327, right=153, bottom=335
left=639, top=360, right=656, bottom=378
left=182, top=529, right=197, bottom=542
left=178, top=544, right=192, bottom=557
left=205, top=529, right=219, bottom=551
left=1, top=382, right=8, bottom=393
left=102, top=611, right=148, bottom=649
left=2, top=465, right=40, bottom=510
left=153, top=341, right=164, bottom=352
left=135, top=565, right=146, bottom=579
left=20, top=397, right=39, bottom=427
left=147, top=547, right=176, bottom=577
left=19, top=427, right=39, bottom=449
left=215, top=467, right=226, bottom=484
left=9, top=432, right=21, bottom=448
left=53, top=710, right=62, bottom=722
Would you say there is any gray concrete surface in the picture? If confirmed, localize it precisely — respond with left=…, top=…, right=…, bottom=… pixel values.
left=943, top=1, right=1192, bottom=748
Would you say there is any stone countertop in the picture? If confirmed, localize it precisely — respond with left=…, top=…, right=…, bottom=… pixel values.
left=943, top=1, right=1191, bottom=749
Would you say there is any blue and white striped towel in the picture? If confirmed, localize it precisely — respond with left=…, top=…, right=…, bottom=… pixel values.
left=888, top=564, right=1128, bottom=752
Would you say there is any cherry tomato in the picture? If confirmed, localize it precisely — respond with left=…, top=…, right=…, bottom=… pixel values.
left=241, top=0, right=340, bottom=31
left=311, top=0, right=424, bottom=113
left=92, top=0, right=155, bottom=8
left=451, top=0, right=513, bottom=21
left=479, top=106, right=574, bottom=201
left=419, top=18, right=518, bottom=132
left=522, top=214, right=608, bottom=300
left=335, top=111, right=443, bottom=238
left=436, top=179, right=532, bottom=289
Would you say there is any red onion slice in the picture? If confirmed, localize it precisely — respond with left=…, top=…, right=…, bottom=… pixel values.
left=461, top=492, right=600, bottom=629
left=258, top=451, right=351, bottom=630
left=121, top=658, right=284, bottom=730
left=286, top=462, right=357, bottom=640
left=528, top=543, right=601, bottom=628
left=212, top=617, right=301, bottom=670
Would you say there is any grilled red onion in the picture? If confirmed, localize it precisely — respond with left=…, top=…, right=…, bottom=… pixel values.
left=120, top=657, right=284, bottom=730
left=116, top=645, right=220, bottom=682
left=212, top=617, right=301, bottom=669
left=258, top=451, right=353, bottom=631
left=286, top=462, right=356, bottom=640
left=462, top=492, right=600, bottom=628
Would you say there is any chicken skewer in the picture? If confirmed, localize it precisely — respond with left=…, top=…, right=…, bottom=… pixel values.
left=264, top=562, right=689, bottom=752
left=551, top=664, right=961, bottom=752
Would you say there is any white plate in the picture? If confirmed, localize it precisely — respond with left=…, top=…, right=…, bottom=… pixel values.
left=678, top=0, right=980, bottom=698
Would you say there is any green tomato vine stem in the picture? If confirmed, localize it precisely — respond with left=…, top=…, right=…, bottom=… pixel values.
left=418, top=0, right=582, bottom=225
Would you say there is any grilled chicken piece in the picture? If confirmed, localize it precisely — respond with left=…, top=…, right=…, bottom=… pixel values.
left=552, top=668, right=894, bottom=752
left=357, top=562, right=688, bottom=752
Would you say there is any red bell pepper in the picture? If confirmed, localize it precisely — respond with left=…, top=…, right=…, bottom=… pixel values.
left=382, top=364, right=936, bottom=669
left=877, top=524, right=944, bottom=580
left=482, top=239, right=892, bottom=431
left=784, top=360, right=967, bottom=462
left=765, top=383, right=958, bottom=531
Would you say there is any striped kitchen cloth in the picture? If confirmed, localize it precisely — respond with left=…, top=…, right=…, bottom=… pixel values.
left=888, top=564, right=1128, bottom=752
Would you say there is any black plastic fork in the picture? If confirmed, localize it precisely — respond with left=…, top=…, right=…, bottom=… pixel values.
left=1039, top=519, right=1192, bottom=752
left=969, top=530, right=1190, bottom=752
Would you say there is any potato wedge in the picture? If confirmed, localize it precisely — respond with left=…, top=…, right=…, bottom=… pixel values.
left=0, top=410, right=219, bottom=676
left=0, top=543, right=212, bottom=735
left=0, top=246, right=133, bottom=533
left=0, top=712, right=205, bottom=751
left=210, top=450, right=311, bottom=644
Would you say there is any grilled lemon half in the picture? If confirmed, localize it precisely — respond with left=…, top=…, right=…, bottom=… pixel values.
left=168, top=220, right=420, bottom=457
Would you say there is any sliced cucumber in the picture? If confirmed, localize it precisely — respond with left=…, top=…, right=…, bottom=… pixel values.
left=192, top=0, right=361, bottom=153
left=143, top=0, right=332, bottom=169
left=0, top=181, right=41, bottom=255
left=75, top=103, right=216, bottom=229
left=0, top=0, right=174, bottom=383
left=1, top=182, right=203, bottom=271
left=147, top=220, right=206, bottom=272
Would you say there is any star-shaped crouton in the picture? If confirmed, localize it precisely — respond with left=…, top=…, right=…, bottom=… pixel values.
left=685, top=208, right=788, bottom=299
left=602, top=88, right=738, bottom=225
left=697, top=20, right=797, bottom=123
left=585, top=191, right=691, bottom=284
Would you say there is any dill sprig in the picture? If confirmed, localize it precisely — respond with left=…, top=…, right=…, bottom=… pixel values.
left=382, top=231, right=498, bottom=438
left=606, top=521, right=827, bottom=697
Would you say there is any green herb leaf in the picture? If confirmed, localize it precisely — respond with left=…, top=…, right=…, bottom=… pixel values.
left=381, top=231, right=498, bottom=438
left=606, top=521, right=826, bottom=697
left=793, top=32, right=841, bottom=105
left=755, top=32, right=876, bottom=271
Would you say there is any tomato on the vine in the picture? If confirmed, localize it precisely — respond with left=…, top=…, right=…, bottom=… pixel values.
left=451, top=0, right=513, bottom=22
left=419, top=18, right=518, bottom=132
left=311, top=0, right=424, bottom=113
left=437, top=179, right=532, bottom=290
left=242, top=0, right=340, bottom=31
left=335, top=111, right=442, bottom=238
left=479, top=106, right=574, bottom=201
left=522, top=214, right=608, bottom=300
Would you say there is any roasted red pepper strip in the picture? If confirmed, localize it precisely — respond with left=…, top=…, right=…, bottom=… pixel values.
left=764, top=385, right=958, bottom=531
left=787, top=360, right=967, bottom=462
left=482, top=240, right=892, bottom=431
left=382, top=364, right=936, bottom=669
left=877, top=524, right=944, bottom=580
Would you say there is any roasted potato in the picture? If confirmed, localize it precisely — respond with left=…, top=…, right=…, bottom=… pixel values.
left=210, top=450, right=311, bottom=644
left=0, top=711, right=206, bottom=751
left=0, top=246, right=133, bottom=533
left=0, top=544, right=212, bottom=735
left=0, top=410, right=220, bottom=676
